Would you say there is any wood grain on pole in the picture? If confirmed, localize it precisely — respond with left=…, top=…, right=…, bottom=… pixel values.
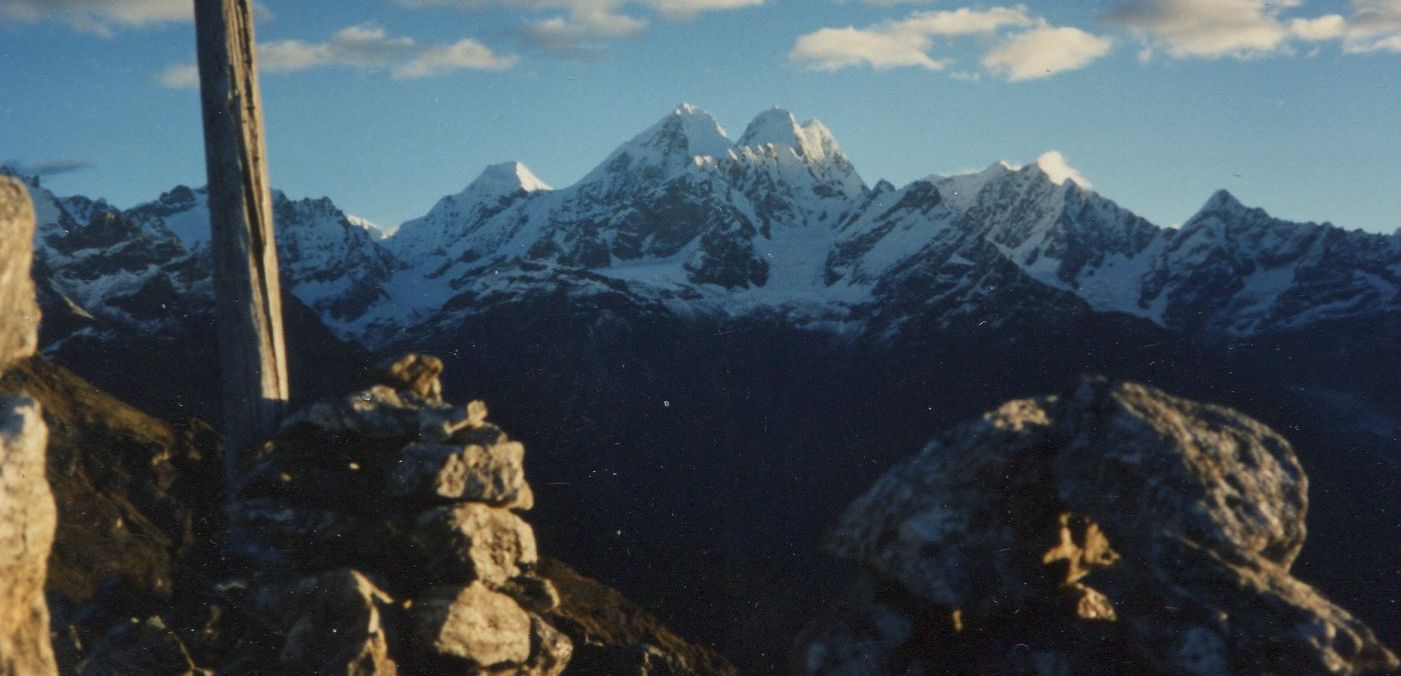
left=193, top=0, right=289, bottom=486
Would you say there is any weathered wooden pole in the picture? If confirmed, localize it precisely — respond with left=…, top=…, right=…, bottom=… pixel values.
left=193, top=0, right=289, bottom=489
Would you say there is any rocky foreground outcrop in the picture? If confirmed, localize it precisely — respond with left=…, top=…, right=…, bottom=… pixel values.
left=0, top=175, right=57, bottom=673
left=221, top=352, right=569, bottom=673
left=0, top=394, right=56, bottom=675
left=1, top=176, right=39, bottom=363
left=798, top=377, right=1400, bottom=675
left=43, top=352, right=733, bottom=674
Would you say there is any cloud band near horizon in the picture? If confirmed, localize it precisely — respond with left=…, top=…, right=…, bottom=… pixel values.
left=790, top=0, right=1401, bottom=81
left=155, top=23, right=517, bottom=88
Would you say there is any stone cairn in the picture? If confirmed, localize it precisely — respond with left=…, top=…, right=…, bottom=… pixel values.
left=224, top=353, right=571, bottom=674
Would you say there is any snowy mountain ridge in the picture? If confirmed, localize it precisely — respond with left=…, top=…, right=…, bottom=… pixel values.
left=8, top=104, right=1399, bottom=354
left=368, top=105, right=1398, bottom=345
left=8, top=175, right=400, bottom=349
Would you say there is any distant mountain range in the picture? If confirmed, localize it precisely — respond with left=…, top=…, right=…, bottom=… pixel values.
left=11, top=103, right=1399, bottom=355
left=7, top=104, right=1401, bottom=673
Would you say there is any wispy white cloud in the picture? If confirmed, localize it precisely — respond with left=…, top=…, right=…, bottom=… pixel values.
left=810, top=0, right=1401, bottom=80
left=1344, top=0, right=1401, bottom=52
left=156, top=63, right=199, bottom=89
left=1103, top=0, right=1301, bottom=59
left=398, top=0, right=762, bottom=56
left=0, top=0, right=274, bottom=35
left=398, top=0, right=761, bottom=14
left=258, top=24, right=518, bottom=77
left=156, top=23, right=517, bottom=88
left=0, top=0, right=187, bottom=35
left=790, top=6, right=1111, bottom=81
left=790, top=25, right=948, bottom=71
left=1289, top=14, right=1348, bottom=42
left=275, top=24, right=516, bottom=77
left=898, top=6, right=1033, bottom=36
left=1102, top=0, right=1401, bottom=59
left=1, top=158, right=96, bottom=177
left=983, top=24, right=1113, bottom=80
left=400, top=0, right=645, bottom=56
left=648, top=0, right=764, bottom=20
left=1034, top=150, right=1092, bottom=188
left=392, top=38, right=519, bottom=77
left=525, top=6, right=648, bottom=58
left=789, top=6, right=1030, bottom=72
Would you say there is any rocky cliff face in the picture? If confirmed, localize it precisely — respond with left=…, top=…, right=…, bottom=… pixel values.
left=798, top=378, right=1399, bottom=675
left=0, top=175, right=57, bottom=674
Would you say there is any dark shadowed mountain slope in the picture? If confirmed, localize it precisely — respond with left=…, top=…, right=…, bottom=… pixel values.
left=0, top=356, right=223, bottom=612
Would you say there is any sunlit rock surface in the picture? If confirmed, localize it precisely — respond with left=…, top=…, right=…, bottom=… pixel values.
left=0, top=395, right=56, bottom=675
left=799, top=377, right=1399, bottom=675
left=0, top=176, right=40, bottom=368
left=0, top=175, right=56, bottom=674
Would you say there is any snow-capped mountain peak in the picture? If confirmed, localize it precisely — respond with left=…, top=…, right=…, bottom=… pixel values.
left=932, top=161, right=1015, bottom=214
left=620, top=103, right=731, bottom=159
left=128, top=185, right=211, bottom=251
left=460, top=161, right=552, bottom=201
left=1196, top=188, right=1249, bottom=217
left=730, top=107, right=866, bottom=203
left=670, top=102, right=733, bottom=158
left=345, top=214, right=389, bottom=240
left=797, top=119, right=842, bottom=162
left=735, top=108, right=847, bottom=164
left=385, top=161, right=553, bottom=263
left=736, top=108, right=803, bottom=151
left=574, top=104, right=732, bottom=200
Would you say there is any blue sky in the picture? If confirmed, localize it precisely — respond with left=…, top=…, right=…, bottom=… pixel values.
left=2, top=0, right=1399, bottom=233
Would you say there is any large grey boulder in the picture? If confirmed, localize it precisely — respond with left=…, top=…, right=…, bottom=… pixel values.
left=800, top=377, right=1399, bottom=675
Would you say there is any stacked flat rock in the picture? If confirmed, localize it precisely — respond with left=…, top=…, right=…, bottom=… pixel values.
left=227, top=353, right=571, bottom=674
left=797, top=377, right=1400, bottom=676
